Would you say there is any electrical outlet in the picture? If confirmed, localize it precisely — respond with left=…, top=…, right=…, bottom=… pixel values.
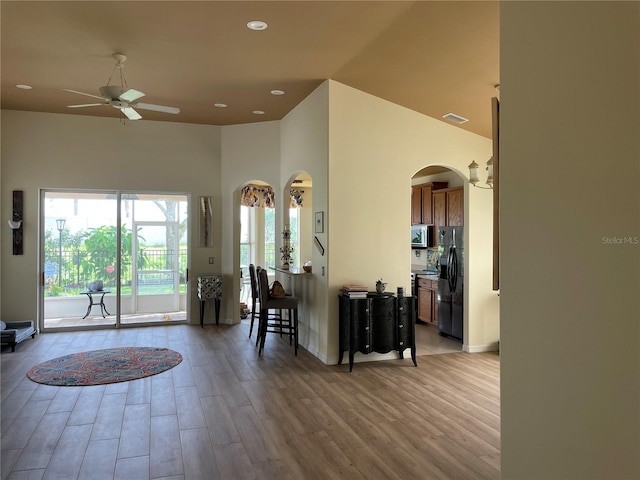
left=208, top=257, right=214, bottom=264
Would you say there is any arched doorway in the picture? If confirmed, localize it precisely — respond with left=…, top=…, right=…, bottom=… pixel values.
left=411, top=165, right=465, bottom=354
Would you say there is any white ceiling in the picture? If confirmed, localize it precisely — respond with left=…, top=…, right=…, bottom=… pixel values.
left=1, top=1, right=499, bottom=138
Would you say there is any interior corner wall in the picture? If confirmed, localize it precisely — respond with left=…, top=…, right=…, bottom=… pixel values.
left=0, top=110, right=222, bottom=324
left=500, top=2, right=640, bottom=478
left=326, top=80, right=497, bottom=363
left=280, top=81, right=330, bottom=361
left=220, top=120, right=282, bottom=323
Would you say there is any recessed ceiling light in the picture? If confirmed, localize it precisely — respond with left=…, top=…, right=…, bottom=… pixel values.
left=247, top=20, right=267, bottom=31
left=16, top=84, right=32, bottom=90
left=253, top=110, right=265, bottom=115
left=214, top=103, right=228, bottom=108
left=270, top=89, right=285, bottom=96
left=442, top=112, right=469, bottom=124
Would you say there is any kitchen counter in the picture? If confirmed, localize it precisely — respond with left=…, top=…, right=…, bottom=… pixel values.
left=411, top=270, right=439, bottom=281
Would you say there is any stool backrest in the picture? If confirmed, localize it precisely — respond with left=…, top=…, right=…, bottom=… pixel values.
left=249, top=264, right=259, bottom=301
left=257, top=267, right=271, bottom=306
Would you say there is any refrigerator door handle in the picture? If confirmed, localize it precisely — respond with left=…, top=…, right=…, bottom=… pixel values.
left=447, top=247, right=454, bottom=290
left=451, top=247, right=458, bottom=291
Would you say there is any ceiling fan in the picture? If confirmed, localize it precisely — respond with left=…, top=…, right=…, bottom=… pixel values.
left=63, top=53, right=180, bottom=120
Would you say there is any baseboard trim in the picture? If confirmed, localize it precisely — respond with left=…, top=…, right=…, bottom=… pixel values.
left=463, top=342, right=500, bottom=353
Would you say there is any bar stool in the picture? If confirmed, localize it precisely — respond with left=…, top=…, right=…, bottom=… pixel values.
left=257, top=268, right=299, bottom=355
left=248, top=264, right=259, bottom=339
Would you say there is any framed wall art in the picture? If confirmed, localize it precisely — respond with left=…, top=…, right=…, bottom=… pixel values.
left=199, top=196, right=213, bottom=247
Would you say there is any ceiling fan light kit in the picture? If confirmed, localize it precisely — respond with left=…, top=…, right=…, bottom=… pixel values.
left=62, top=53, right=180, bottom=121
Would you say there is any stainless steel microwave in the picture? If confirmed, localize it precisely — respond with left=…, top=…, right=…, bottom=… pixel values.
left=411, top=224, right=434, bottom=248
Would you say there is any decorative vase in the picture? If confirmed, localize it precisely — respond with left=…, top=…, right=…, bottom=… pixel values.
left=375, top=280, right=387, bottom=294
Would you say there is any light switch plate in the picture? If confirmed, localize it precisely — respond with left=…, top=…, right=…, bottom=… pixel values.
left=208, top=257, right=214, bottom=264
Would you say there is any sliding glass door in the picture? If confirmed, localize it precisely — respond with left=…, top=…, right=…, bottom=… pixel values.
left=41, top=190, right=189, bottom=330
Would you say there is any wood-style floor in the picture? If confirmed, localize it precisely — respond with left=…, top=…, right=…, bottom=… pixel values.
left=1, top=322, right=500, bottom=480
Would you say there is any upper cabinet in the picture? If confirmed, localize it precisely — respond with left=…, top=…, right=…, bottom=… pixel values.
left=433, top=190, right=447, bottom=228
left=433, top=186, right=464, bottom=229
left=446, top=188, right=464, bottom=226
left=411, top=182, right=447, bottom=225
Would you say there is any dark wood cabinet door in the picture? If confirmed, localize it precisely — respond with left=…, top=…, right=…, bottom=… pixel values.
left=397, top=296, right=413, bottom=349
left=432, top=290, right=439, bottom=327
left=351, top=299, right=371, bottom=354
left=411, top=186, right=422, bottom=225
left=447, top=188, right=464, bottom=226
left=420, top=185, right=433, bottom=224
left=369, top=296, right=395, bottom=353
left=417, top=285, right=432, bottom=323
left=433, top=191, right=447, bottom=241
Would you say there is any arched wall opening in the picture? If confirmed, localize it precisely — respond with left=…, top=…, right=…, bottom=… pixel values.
left=282, top=171, right=313, bottom=271
left=411, top=163, right=468, bottom=346
left=233, top=180, right=277, bottom=323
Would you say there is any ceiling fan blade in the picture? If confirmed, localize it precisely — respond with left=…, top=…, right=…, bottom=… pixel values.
left=67, top=103, right=108, bottom=108
left=121, top=106, right=142, bottom=120
left=62, top=89, right=106, bottom=101
left=134, top=102, right=180, bottom=115
left=119, top=89, right=145, bottom=102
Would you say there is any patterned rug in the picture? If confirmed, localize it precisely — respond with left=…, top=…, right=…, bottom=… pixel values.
left=27, top=347, right=183, bottom=386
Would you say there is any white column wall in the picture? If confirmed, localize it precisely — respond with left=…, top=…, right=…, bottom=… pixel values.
left=500, top=2, right=640, bottom=478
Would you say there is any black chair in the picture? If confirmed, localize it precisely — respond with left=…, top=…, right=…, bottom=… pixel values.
left=248, top=264, right=259, bottom=338
left=256, top=268, right=299, bottom=355
left=252, top=266, right=283, bottom=346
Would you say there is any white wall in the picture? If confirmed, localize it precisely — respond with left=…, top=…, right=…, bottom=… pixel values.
left=501, top=2, right=640, bottom=478
left=220, top=120, right=281, bottom=323
left=1, top=110, right=221, bottom=324
left=280, top=82, right=330, bottom=359
left=327, top=80, right=498, bottom=363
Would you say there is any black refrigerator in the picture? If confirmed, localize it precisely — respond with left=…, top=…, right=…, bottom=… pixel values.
left=437, top=226, right=463, bottom=342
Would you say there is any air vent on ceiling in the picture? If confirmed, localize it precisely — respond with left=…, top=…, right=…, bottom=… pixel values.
left=442, top=112, right=469, bottom=124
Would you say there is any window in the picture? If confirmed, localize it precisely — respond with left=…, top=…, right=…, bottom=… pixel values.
left=289, top=206, right=300, bottom=268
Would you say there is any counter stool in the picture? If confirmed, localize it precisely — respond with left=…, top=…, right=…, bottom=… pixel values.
left=248, top=264, right=259, bottom=339
left=257, top=268, right=299, bottom=355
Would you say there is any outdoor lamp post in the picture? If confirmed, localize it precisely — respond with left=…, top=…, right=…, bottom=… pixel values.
left=56, top=218, right=66, bottom=285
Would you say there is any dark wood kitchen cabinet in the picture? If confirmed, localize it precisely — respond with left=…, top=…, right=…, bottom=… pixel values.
left=338, top=293, right=417, bottom=371
left=446, top=187, right=464, bottom=226
left=432, top=186, right=464, bottom=245
left=417, top=277, right=438, bottom=326
left=411, top=182, right=448, bottom=225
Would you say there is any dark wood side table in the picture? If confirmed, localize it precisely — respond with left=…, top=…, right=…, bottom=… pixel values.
left=197, top=275, right=222, bottom=327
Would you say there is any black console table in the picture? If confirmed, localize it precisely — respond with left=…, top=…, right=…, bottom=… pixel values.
left=338, top=292, right=417, bottom=372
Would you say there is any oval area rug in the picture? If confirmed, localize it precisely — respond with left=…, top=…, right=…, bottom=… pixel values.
left=27, top=347, right=183, bottom=386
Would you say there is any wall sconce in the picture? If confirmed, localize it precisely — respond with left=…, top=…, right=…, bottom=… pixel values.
left=10, top=190, right=24, bottom=255
left=468, top=157, right=493, bottom=189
